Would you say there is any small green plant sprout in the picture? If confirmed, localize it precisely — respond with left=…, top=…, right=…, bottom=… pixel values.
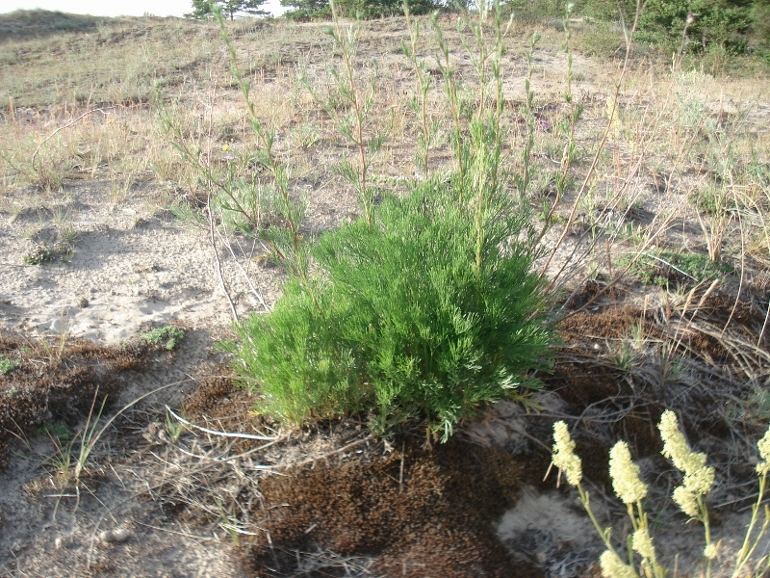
left=606, top=322, right=647, bottom=371
left=0, top=356, right=21, bottom=375
left=606, top=341, right=639, bottom=372
left=44, top=392, right=108, bottom=484
left=73, top=392, right=109, bottom=482
left=550, top=413, right=770, bottom=578
left=52, top=206, right=77, bottom=242
left=164, top=408, right=185, bottom=443
left=138, top=325, right=185, bottom=350
left=45, top=428, right=75, bottom=479
left=38, top=423, right=70, bottom=440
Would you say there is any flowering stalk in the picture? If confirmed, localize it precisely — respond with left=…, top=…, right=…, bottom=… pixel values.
left=553, top=416, right=770, bottom=577
left=552, top=422, right=640, bottom=578
left=733, top=426, right=770, bottom=576
left=609, top=441, right=666, bottom=578
left=658, top=410, right=716, bottom=577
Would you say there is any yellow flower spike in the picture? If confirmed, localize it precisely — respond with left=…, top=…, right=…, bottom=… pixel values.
left=609, top=441, right=647, bottom=505
left=672, top=485, right=700, bottom=518
left=659, top=410, right=714, bottom=519
left=222, top=144, right=229, bottom=151
left=552, top=421, right=582, bottom=487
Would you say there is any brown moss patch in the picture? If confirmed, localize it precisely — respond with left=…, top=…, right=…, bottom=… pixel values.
left=242, top=437, right=543, bottom=578
left=0, top=332, right=168, bottom=467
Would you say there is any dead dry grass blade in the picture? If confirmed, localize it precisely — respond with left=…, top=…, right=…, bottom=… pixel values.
left=30, top=107, right=113, bottom=173
left=165, top=406, right=279, bottom=441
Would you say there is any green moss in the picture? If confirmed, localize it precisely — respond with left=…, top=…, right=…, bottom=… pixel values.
left=138, top=326, right=185, bottom=350
left=618, top=250, right=733, bottom=288
left=0, top=356, right=21, bottom=375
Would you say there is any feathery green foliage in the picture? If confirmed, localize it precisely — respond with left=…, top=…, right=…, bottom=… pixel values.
left=227, top=178, right=553, bottom=440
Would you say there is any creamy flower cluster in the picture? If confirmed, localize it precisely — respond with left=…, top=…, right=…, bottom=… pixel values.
left=757, top=427, right=770, bottom=476
left=703, top=542, right=719, bottom=560
left=609, top=441, right=647, bottom=505
left=658, top=410, right=714, bottom=518
left=552, top=421, right=582, bottom=487
left=599, top=550, right=638, bottom=578
left=632, top=527, right=656, bottom=561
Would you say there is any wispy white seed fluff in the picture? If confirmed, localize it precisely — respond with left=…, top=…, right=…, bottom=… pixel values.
left=599, top=549, right=638, bottom=578
left=609, top=441, right=647, bottom=504
left=757, top=426, right=770, bottom=475
left=552, top=421, right=583, bottom=487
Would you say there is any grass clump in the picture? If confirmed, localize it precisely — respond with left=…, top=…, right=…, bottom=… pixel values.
left=0, top=356, right=21, bottom=375
left=227, top=178, right=553, bottom=441
left=138, top=326, right=185, bottom=350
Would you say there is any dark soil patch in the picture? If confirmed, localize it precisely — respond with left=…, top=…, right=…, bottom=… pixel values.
left=563, top=277, right=625, bottom=310
left=0, top=332, right=172, bottom=467
left=241, top=437, right=543, bottom=578
left=547, top=297, right=770, bottom=489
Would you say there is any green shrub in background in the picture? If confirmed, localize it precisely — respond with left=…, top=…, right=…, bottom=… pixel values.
left=226, top=178, right=553, bottom=441
left=751, top=0, right=770, bottom=44
left=281, top=0, right=436, bottom=20
left=586, top=0, right=755, bottom=52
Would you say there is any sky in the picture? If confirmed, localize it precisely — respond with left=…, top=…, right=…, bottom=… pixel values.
left=0, top=0, right=285, bottom=18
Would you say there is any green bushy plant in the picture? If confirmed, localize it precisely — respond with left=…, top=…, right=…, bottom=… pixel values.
left=226, top=178, right=553, bottom=441
left=185, top=0, right=555, bottom=441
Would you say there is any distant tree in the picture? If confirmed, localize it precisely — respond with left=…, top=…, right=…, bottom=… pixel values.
left=281, top=0, right=437, bottom=20
left=186, top=0, right=268, bottom=20
left=280, top=0, right=331, bottom=20
left=750, top=0, right=770, bottom=43
left=639, top=0, right=753, bottom=50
